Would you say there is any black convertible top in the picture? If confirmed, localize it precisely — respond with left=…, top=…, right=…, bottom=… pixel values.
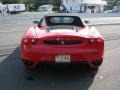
left=38, top=13, right=85, bottom=27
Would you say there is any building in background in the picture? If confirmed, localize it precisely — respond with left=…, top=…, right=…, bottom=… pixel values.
left=61, top=0, right=107, bottom=13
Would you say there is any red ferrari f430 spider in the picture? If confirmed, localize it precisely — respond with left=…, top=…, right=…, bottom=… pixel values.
left=21, top=14, right=104, bottom=69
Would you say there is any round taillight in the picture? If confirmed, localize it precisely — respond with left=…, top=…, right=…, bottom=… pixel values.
left=23, top=38, right=29, bottom=44
left=97, top=38, right=102, bottom=43
left=31, top=38, right=37, bottom=44
left=89, top=38, right=95, bottom=44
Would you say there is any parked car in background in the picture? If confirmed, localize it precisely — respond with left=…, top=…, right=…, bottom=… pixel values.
left=104, top=10, right=113, bottom=13
left=104, top=9, right=120, bottom=13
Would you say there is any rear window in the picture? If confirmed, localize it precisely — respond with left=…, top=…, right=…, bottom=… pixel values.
left=50, top=17, right=74, bottom=24
left=45, top=16, right=85, bottom=27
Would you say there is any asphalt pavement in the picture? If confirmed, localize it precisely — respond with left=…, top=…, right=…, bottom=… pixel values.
left=1, top=12, right=120, bottom=25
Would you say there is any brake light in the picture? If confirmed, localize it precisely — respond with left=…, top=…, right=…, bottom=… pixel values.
left=89, top=38, right=96, bottom=44
left=97, top=38, right=103, bottom=43
left=89, top=38, right=103, bottom=44
left=31, top=38, right=37, bottom=44
left=23, top=38, right=29, bottom=44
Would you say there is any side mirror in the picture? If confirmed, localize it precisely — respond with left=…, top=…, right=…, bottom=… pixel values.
left=84, top=20, right=90, bottom=24
left=33, top=20, right=39, bottom=24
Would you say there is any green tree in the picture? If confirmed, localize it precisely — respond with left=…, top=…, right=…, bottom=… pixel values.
left=105, top=0, right=119, bottom=10
left=1, top=0, right=19, bottom=4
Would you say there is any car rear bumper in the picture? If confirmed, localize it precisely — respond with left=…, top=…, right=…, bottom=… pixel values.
left=21, top=46, right=103, bottom=68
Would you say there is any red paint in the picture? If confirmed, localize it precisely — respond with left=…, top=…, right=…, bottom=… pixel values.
left=21, top=25, right=104, bottom=69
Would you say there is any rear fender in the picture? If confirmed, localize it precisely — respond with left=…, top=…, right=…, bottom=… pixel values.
left=89, top=27, right=104, bottom=57
left=23, top=26, right=36, bottom=38
left=21, top=26, right=37, bottom=47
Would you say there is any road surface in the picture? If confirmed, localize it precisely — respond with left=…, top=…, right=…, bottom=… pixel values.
left=0, top=23, right=120, bottom=90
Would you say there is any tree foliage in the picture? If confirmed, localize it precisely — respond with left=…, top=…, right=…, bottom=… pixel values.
left=105, top=0, right=120, bottom=10
left=1, top=0, right=119, bottom=10
left=1, top=0, right=19, bottom=4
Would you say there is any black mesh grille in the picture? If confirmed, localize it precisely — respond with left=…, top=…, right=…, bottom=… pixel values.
left=43, top=40, right=81, bottom=45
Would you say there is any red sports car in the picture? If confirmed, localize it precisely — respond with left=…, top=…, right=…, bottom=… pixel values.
left=21, top=14, right=104, bottom=69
